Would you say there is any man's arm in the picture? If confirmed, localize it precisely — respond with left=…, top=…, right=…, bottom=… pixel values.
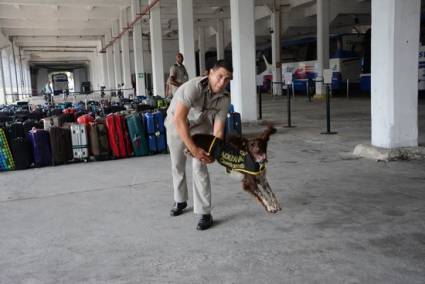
left=173, top=101, right=213, bottom=163
left=168, top=66, right=182, bottom=87
left=213, top=120, right=226, bottom=139
left=169, top=75, right=182, bottom=87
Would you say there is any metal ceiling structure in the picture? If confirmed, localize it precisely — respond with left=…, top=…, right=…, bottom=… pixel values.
left=0, top=0, right=371, bottom=66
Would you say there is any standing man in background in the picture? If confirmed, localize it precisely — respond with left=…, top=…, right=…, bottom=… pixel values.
left=166, top=52, right=189, bottom=97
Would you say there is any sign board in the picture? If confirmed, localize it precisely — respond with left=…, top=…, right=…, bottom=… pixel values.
left=138, top=73, right=144, bottom=79
left=323, top=69, right=333, bottom=85
left=283, top=72, right=293, bottom=85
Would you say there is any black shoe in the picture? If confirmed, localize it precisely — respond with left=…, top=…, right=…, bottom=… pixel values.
left=170, top=202, right=187, bottom=216
left=196, top=214, right=213, bottom=231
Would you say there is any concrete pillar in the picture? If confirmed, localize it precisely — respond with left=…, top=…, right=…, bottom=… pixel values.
left=105, top=31, right=116, bottom=92
left=0, top=50, right=6, bottom=104
left=36, top=68, right=48, bottom=95
left=216, top=19, right=224, bottom=60
left=198, top=26, right=206, bottom=75
left=99, top=39, right=109, bottom=90
left=150, top=0, right=165, bottom=97
left=177, top=0, right=196, bottom=79
left=230, top=0, right=257, bottom=121
left=120, top=7, right=133, bottom=98
left=112, top=20, right=123, bottom=90
left=271, top=2, right=282, bottom=96
left=316, top=0, right=330, bottom=95
left=131, top=0, right=147, bottom=97
left=371, top=0, right=420, bottom=148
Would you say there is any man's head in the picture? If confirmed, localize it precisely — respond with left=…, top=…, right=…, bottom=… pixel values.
left=208, top=60, right=233, bottom=94
left=176, top=52, right=184, bottom=64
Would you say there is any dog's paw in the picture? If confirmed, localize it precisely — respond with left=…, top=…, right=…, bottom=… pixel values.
left=266, top=204, right=282, bottom=213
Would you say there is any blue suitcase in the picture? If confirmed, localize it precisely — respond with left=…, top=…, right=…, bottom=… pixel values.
left=225, top=112, right=242, bottom=136
left=28, top=129, right=52, bottom=167
left=144, top=111, right=166, bottom=153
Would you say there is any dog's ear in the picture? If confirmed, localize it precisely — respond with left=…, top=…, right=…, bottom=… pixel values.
left=261, top=125, right=277, bottom=141
left=227, top=135, right=248, bottom=148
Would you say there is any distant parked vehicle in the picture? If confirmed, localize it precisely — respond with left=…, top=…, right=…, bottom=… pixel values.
left=52, top=73, right=69, bottom=95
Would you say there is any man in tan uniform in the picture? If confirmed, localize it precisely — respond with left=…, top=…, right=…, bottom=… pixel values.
left=167, top=52, right=189, bottom=97
left=165, top=60, right=233, bottom=230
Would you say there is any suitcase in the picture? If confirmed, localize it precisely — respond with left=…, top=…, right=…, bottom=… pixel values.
left=9, top=137, right=33, bottom=170
left=70, top=124, right=89, bottom=162
left=6, top=122, right=34, bottom=170
left=225, top=112, right=242, bottom=136
left=77, top=114, right=95, bottom=125
left=105, top=113, right=132, bottom=158
left=0, top=128, right=15, bottom=171
left=49, top=127, right=73, bottom=165
left=8, top=122, right=26, bottom=140
left=23, top=120, right=43, bottom=133
left=88, top=122, right=110, bottom=161
left=144, top=111, right=166, bottom=153
left=28, top=129, right=52, bottom=168
left=126, top=113, right=149, bottom=156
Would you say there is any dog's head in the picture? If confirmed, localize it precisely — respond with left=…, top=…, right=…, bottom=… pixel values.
left=227, top=125, right=277, bottom=164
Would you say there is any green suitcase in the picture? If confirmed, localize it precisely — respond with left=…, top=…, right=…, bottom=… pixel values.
left=126, top=113, right=149, bottom=156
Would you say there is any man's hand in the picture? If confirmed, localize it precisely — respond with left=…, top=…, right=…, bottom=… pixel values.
left=190, top=146, right=214, bottom=164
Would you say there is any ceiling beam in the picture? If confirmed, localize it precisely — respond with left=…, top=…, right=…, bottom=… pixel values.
left=0, top=19, right=114, bottom=29
left=0, top=0, right=130, bottom=8
left=3, top=28, right=108, bottom=37
left=0, top=5, right=121, bottom=20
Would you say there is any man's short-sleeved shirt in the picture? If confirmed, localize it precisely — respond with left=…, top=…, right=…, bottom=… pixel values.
left=168, top=63, right=189, bottom=96
left=165, top=76, right=230, bottom=136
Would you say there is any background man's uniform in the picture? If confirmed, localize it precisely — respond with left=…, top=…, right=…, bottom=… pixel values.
left=167, top=63, right=189, bottom=97
left=165, top=76, right=230, bottom=215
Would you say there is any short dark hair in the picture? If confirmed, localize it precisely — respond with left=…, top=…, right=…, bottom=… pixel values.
left=212, top=60, right=233, bottom=73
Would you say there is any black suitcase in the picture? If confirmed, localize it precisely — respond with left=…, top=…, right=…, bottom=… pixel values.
left=23, top=120, right=43, bottom=133
left=49, top=127, right=73, bottom=166
left=7, top=122, right=33, bottom=170
left=8, top=122, right=26, bottom=140
left=9, top=137, right=33, bottom=170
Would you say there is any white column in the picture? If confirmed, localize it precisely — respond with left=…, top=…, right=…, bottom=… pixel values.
left=371, top=0, right=420, bottom=148
left=271, top=3, right=282, bottom=96
left=230, top=0, right=257, bottom=121
left=316, top=0, right=330, bottom=95
left=120, top=7, right=133, bottom=98
left=0, top=50, right=6, bottom=104
left=216, top=19, right=224, bottom=60
left=150, top=0, right=165, bottom=97
left=198, top=26, right=206, bottom=75
left=112, top=20, right=123, bottom=90
left=99, top=39, right=109, bottom=90
left=131, top=0, right=147, bottom=97
left=105, top=31, right=116, bottom=92
left=177, top=0, right=196, bottom=79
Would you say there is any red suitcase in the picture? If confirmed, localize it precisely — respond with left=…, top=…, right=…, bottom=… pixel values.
left=105, top=113, right=133, bottom=158
left=77, top=114, right=95, bottom=125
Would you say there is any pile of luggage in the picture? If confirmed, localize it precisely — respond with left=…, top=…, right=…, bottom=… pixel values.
left=0, top=96, right=170, bottom=172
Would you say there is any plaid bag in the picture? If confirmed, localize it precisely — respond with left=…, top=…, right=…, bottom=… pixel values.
left=0, top=128, right=15, bottom=171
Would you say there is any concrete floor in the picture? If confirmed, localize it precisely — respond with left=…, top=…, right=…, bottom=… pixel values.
left=1, top=94, right=424, bottom=283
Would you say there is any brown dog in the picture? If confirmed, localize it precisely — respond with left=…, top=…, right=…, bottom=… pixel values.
left=191, top=125, right=281, bottom=213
